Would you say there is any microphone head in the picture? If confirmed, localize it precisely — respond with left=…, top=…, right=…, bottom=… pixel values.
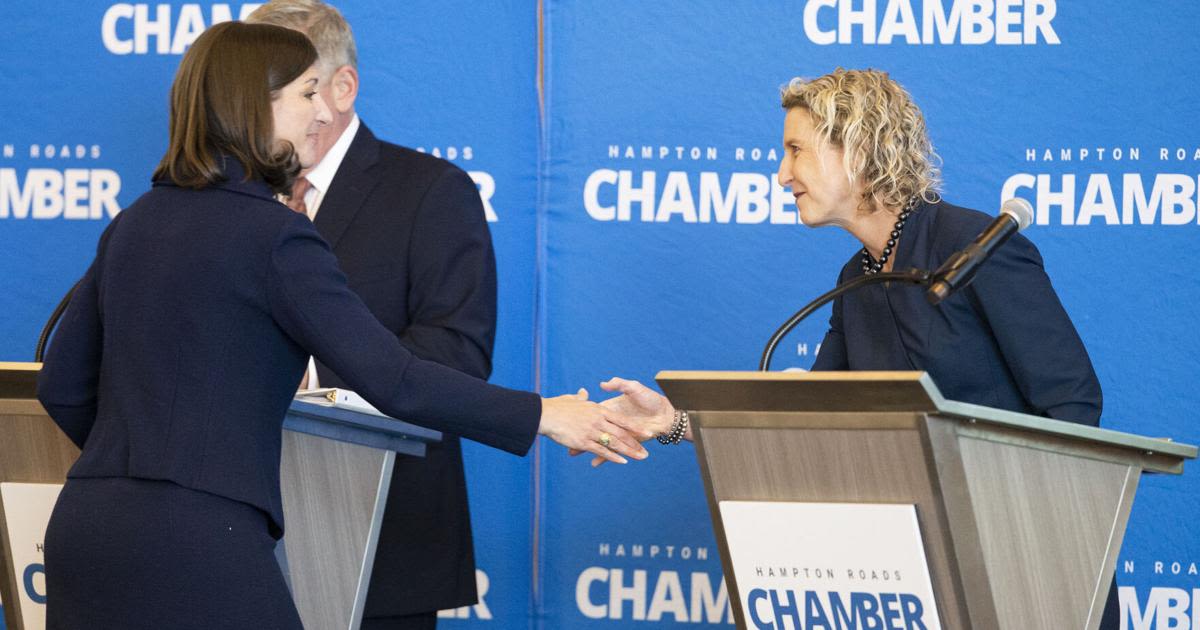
left=1000, top=197, right=1034, bottom=231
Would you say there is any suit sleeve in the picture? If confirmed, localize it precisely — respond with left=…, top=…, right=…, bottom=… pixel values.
left=967, top=233, right=1102, bottom=425
left=811, top=270, right=849, bottom=371
left=398, top=168, right=496, bottom=379
left=266, top=213, right=540, bottom=455
left=36, top=213, right=125, bottom=448
left=36, top=265, right=102, bottom=449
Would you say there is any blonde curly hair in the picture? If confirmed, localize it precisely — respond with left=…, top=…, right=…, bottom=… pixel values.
left=781, top=68, right=941, bottom=214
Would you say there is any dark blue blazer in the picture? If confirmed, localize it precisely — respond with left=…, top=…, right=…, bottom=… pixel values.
left=36, top=159, right=541, bottom=538
left=812, top=199, right=1102, bottom=425
left=311, top=124, right=499, bottom=615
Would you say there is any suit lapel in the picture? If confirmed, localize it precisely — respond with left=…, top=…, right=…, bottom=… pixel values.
left=313, top=123, right=382, bottom=250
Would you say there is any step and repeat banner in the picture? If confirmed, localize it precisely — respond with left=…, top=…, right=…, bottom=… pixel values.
left=2, top=1, right=1198, bottom=629
left=538, top=1, right=1200, bottom=629
left=0, top=1, right=537, bottom=627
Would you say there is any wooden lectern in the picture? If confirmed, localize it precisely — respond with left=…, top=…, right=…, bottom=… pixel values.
left=0, top=363, right=440, bottom=630
left=658, top=371, right=1196, bottom=630
left=278, top=395, right=441, bottom=630
left=0, top=364, right=78, bottom=630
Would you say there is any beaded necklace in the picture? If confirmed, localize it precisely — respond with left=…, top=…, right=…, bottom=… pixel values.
left=861, top=196, right=919, bottom=275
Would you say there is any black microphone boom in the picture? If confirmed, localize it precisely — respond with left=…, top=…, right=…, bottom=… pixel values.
left=759, top=198, right=1036, bottom=371
left=758, top=269, right=930, bottom=371
left=35, top=281, right=79, bottom=362
left=926, top=198, right=1034, bottom=305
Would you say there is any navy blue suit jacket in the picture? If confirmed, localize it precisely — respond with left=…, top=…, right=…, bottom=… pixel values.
left=312, top=124, right=498, bottom=615
left=36, top=159, right=541, bottom=539
left=812, top=199, right=1102, bottom=425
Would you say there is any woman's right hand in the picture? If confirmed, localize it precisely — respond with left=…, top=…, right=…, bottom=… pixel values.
left=571, top=377, right=685, bottom=468
left=538, top=389, right=651, bottom=464
left=598, top=377, right=677, bottom=437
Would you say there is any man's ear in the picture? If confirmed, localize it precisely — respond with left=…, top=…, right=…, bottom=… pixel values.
left=330, top=65, right=359, bottom=114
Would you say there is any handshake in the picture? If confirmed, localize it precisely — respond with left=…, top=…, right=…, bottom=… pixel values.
left=536, top=377, right=691, bottom=467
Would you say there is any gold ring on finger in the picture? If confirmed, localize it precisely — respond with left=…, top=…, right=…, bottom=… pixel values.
left=598, top=432, right=612, bottom=448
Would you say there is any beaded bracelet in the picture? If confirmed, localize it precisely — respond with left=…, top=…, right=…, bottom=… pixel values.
left=656, top=410, right=689, bottom=445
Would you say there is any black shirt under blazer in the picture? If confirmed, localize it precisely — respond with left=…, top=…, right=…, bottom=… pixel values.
left=310, top=123, right=502, bottom=616
left=37, top=158, right=541, bottom=542
left=812, top=199, right=1103, bottom=426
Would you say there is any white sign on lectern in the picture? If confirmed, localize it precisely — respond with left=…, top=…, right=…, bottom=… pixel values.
left=1, top=482, right=63, bottom=630
left=719, top=501, right=943, bottom=630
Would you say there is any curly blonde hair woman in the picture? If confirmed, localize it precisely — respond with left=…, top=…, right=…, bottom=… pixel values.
left=603, top=66, right=1112, bottom=627
left=781, top=68, right=941, bottom=216
left=777, top=68, right=945, bottom=274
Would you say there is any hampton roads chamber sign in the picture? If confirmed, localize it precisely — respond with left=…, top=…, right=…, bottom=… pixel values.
left=719, top=501, right=942, bottom=630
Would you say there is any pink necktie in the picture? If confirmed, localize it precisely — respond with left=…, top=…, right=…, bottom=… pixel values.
left=287, top=177, right=311, bottom=216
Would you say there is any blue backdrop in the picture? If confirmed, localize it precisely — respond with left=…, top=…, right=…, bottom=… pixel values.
left=0, top=1, right=538, bottom=626
left=540, top=1, right=1200, bottom=628
left=2, top=1, right=1199, bottom=628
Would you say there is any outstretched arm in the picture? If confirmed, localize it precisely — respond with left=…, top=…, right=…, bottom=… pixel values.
left=267, top=212, right=649, bottom=463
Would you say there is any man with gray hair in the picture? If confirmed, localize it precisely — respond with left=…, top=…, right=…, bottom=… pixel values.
left=247, top=2, right=499, bottom=628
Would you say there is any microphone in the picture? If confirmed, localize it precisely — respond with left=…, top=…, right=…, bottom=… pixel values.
left=35, top=281, right=79, bottom=362
left=926, top=198, right=1034, bottom=305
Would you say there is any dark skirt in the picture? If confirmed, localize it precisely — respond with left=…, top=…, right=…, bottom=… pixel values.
left=45, top=476, right=301, bottom=630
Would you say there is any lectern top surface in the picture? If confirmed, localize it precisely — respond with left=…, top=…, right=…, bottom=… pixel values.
left=657, top=370, right=942, bottom=413
left=287, top=398, right=441, bottom=440
left=0, top=363, right=40, bottom=400
left=656, top=370, right=1197, bottom=462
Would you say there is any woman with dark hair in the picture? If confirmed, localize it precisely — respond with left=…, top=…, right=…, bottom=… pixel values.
left=37, top=22, right=646, bottom=629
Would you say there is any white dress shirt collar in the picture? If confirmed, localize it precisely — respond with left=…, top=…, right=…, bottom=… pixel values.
left=295, top=114, right=359, bottom=389
left=302, top=113, right=361, bottom=219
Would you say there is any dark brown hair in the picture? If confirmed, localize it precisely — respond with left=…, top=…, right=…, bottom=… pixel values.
left=153, top=21, right=318, bottom=195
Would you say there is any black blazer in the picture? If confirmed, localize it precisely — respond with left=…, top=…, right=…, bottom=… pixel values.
left=813, top=199, right=1102, bottom=426
left=36, top=158, right=540, bottom=541
left=310, top=124, right=499, bottom=615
